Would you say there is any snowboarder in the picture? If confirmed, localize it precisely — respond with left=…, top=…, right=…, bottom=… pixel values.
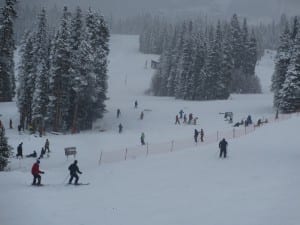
left=16, top=142, right=23, bottom=159
left=194, top=129, right=199, bottom=143
left=200, top=129, right=204, bottom=142
left=9, top=119, right=12, bottom=129
left=31, top=159, right=44, bottom=185
left=140, top=132, right=145, bottom=145
left=38, top=147, right=46, bottom=159
left=134, top=100, right=138, bottom=108
left=140, top=111, right=144, bottom=120
left=26, top=150, right=37, bottom=158
left=118, top=123, right=123, bottom=133
left=45, top=139, right=50, bottom=153
left=117, top=109, right=121, bottom=118
left=219, top=138, right=228, bottom=158
left=175, top=115, right=180, bottom=125
left=179, top=110, right=184, bottom=119
left=68, top=160, right=82, bottom=185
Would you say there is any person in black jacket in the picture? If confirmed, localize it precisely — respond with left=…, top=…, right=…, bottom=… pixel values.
left=194, top=129, right=199, bottom=143
left=219, top=138, right=228, bottom=158
left=68, top=160, right=82, bottom=185
left=16, top=142, right=23, bottom=159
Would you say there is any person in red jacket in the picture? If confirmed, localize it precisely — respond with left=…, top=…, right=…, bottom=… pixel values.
left=31, top=160, right=44, bottom=185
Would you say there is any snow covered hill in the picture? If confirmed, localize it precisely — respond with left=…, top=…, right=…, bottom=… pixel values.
left=0, top=35, right=299, bottom=225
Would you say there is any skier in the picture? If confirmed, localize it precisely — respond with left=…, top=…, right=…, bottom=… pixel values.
left=134, top=100, right=138, bottom=108
left=188, top=113, right=193, bottom=124
left=200, top=128, right=204, bottom=142
left=246, top=115, right=252, bottom=125
left=9, top=119, right=12, bottom=129
left=175, top=115, right=180, bottom=125
left=118, top=123, right=123, bottom=133
left=219, top=138, right=228, bottom=158
left=193, top=117, right=198, bottom=125
left=194, top=129, right=199, bottom=143
left=117, top=109, right=121, bottom=118
left=140, top=132, right=145, bottom=145
left=45, top=139, right=50, bottom=153
left=16, top=142, right=23, bottom=159
left=183, top=114, right=187, bottom=123
left=31, top=159, right=44, bottom=185
left=26, top=150, right=37, bottom=158
left=179, top=110, right=184, bottom=119
left=68, top=160, right=82, bottom=185
left=140, top=111, right=144, bottom=120
left=18, top=124, right=21, bottom=134
left=38, top=147, right=46, bottom=159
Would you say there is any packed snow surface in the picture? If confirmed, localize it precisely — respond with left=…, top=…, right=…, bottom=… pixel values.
left=0, top=35, right=299, bottom=225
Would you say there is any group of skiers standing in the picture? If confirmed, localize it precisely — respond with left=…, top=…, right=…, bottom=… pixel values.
left=175, top=110, right=198, bottom=125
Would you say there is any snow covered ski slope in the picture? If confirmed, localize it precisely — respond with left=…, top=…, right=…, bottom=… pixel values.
left=0, top=35, right=299, bottom=225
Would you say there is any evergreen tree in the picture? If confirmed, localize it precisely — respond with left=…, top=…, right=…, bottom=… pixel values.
left=230, top=14, right=243, bottom=93
left=69, top=6, right=84, bottom=132
left=0, top=0, right=17, bottom=101
left=192, top=32, right=206, bottom=100
left=31, top=9, right=50, bottom=131
left=0, top=127, right=13, bottom=171
left=48, top=7, right=72, bottom=131
left=272, top=23, right=291, bottom=108
left=219, top=23, right=233, bottom=100
left=17, top=32, right=36, bottom=128
left=279, top=30, right=300, bottom=112
left=85, top=9, right=110, bottom=128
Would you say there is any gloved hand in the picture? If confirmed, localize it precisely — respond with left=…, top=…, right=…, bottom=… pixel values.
left=41, top=171, right=45, bottom=174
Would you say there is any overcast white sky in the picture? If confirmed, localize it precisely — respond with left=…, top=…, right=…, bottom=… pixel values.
left=5, top=0, right=300, bottom=22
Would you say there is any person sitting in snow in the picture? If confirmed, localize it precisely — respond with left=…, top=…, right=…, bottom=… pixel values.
left=26, top=150, right=37, bottom=158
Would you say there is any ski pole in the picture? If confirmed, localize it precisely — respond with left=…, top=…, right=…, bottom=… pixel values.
left=62, top=174, right=69, bottom=184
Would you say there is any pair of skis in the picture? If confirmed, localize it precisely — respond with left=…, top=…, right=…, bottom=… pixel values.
left=31, top=182, right=90, bottom=187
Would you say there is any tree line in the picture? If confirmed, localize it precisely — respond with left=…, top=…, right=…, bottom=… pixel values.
left=17, top=6, right=110, bottom=133
left=149, top=14, right=261, bottom=101
left=272, top=16, right=300, bottom=113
